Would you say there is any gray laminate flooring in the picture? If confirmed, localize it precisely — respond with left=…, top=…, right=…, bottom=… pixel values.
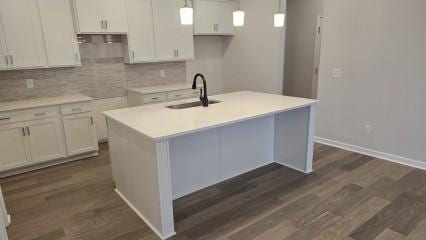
left=2, top=143, right=425, bottom=240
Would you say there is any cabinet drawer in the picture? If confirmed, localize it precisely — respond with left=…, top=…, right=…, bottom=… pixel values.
left=142, top=93, right=167, bottom=104
left=61, top=101, right=93, bottom=115
left=0, top=106, right=59, bottom=124
left=167, top=89, right=200, bottom=101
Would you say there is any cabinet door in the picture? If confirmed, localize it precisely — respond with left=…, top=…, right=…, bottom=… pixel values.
left=0, top=123, right=31, bottom=171
left=0, top=0, right=46, bottom=69
left=195, top=0, right=234, bottom=35
left=195, top=0, right=218, bottom=34
left=38, top=0, right=80, bottom=67
left=152, top=0, right=194, bottom=61
left=125, top=0, right=155, bottom=63
left=0, top=38, right=7, bottom=70
left=100, top=0, right=127, bottom=33
left=27, top=118, right=66, bottom=163
left=216, top=1, right=234, bottom=34
left=74, top=0, right=102, bottom=33
left=63, top=113, right=98, bottom=156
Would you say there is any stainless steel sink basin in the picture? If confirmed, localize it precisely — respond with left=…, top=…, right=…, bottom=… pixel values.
left=166, top=100, right=220, bottom=109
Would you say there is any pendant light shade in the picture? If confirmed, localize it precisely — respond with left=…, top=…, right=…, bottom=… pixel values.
left=274, top=0, right=285, bottom=27
left=180, top=0, right=193, bottom=25
left=274, top=13, right=285, bottom=27
left=233, top=10, right=245, bottom=27
left=233, top=0, right=244, bottom=27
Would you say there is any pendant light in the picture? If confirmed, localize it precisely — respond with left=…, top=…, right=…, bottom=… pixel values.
left=274, top=0, right=285, bottom=27
left=233, top=0, right=245, bottom=27
left=180, top=0, right=193, bottom=25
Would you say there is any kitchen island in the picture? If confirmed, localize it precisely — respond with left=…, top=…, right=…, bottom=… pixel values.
left=103, top=91, right=318, bottom=239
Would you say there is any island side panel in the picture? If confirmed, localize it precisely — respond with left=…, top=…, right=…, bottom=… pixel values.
left=107, top=119, right=175, bottom=239
left=220, top=116, right=275, bottom=180
left=169, top=128, right=221, bottom=200
left=273, top=105, right=316, bottom=173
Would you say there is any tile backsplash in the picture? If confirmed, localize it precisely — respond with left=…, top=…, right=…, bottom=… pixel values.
left=0, top=35, right=186, bottom=102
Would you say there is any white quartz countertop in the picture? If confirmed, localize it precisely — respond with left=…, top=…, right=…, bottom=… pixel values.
left=127, top=83, right=193, bottom=94
left=104, top=91, right=318, bottom=141
left=0, top=94, right=93, bottom=112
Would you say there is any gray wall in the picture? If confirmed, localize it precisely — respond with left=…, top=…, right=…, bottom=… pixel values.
left=284, top=0, right=324, bottom=98
left=223, top=0, right=285, bottom=94
left=317, top=0, right=426, bottom=165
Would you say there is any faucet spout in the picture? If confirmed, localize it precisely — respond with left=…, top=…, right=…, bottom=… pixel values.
left=192, top=73, right=209, bottom=107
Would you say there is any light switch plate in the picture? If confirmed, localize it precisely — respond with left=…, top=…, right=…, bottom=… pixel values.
left=26, top=79, right=35, bottom=89
left=331, top=68, right=342, bottom=78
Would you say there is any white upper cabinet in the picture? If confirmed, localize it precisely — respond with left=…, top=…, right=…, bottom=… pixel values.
left=0, top=0, right=47, bottom=69
left=74, top=0, right=127, bottom=34
left=38, top=0, right=81, bottom=67
left=194, top=0, right=235, bottom=35
left=124, top=0, right=156, bottom=63
left=152, top=0, right=194, bottom=61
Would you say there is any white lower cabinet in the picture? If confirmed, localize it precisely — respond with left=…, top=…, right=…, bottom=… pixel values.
left=27, top=118, right=66, bottom=163
left=0, top=117, right=66, bottom=170
left=62, top=112, right=98, bottom=156
left=0, top=99, right=98, bottom=173
left=0, top=122, right=31, bottom=171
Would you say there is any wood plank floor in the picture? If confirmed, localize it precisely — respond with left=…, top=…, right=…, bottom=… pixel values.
left=1, top=143, right=425, bottom=240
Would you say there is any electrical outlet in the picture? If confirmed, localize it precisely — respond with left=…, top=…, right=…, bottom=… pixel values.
left=26, top=79, right=35, bottom=89
left=331, top=68, right=342, bottom=78
left=364, top=124, right=373, bottom=135
left=160, top=69, right=165, bottom=78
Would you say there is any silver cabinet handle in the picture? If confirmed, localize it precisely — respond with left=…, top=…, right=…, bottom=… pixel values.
left=4, top=55, right=8, bottom=66
left=26, top=127, right=30, bottom=136
left=90, top=116, right=94, bottom=125
left=22, top=127, right=26, bottom=136
left=151, top=97, right=159, bottom=100
left=100, top=20, right=103, bottom=29
left=34, top=112, right=46, bottom=117
left=177, top=49, right=179, bottom=57
left=0, top=117, right=10, bottom=121
left=9, top=55, right=13, bottom=66
left=132, top=51, right=135, bottom=59
left=105, top=20, right=108, bottom=30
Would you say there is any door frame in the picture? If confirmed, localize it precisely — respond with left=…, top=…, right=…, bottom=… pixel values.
left=311, top=15, right=324, bottom=99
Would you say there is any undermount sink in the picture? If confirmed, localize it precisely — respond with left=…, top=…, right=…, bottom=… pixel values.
left=166, top=100, right=220, bottom=109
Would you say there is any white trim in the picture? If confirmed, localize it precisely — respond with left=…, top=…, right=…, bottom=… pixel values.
left=315, top=137, right=426, bottom=170
left=114, top=189, right=176, bottom=240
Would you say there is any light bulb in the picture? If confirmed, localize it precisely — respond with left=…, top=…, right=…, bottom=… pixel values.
left=233, top=10, right=245, bottom=27
left=274, top=13, right=285, bottom=27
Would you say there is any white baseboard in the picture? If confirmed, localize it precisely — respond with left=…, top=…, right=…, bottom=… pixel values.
left=114, top=189, right=176, bottom=240
left=315, top=137, right=426, bottom=170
